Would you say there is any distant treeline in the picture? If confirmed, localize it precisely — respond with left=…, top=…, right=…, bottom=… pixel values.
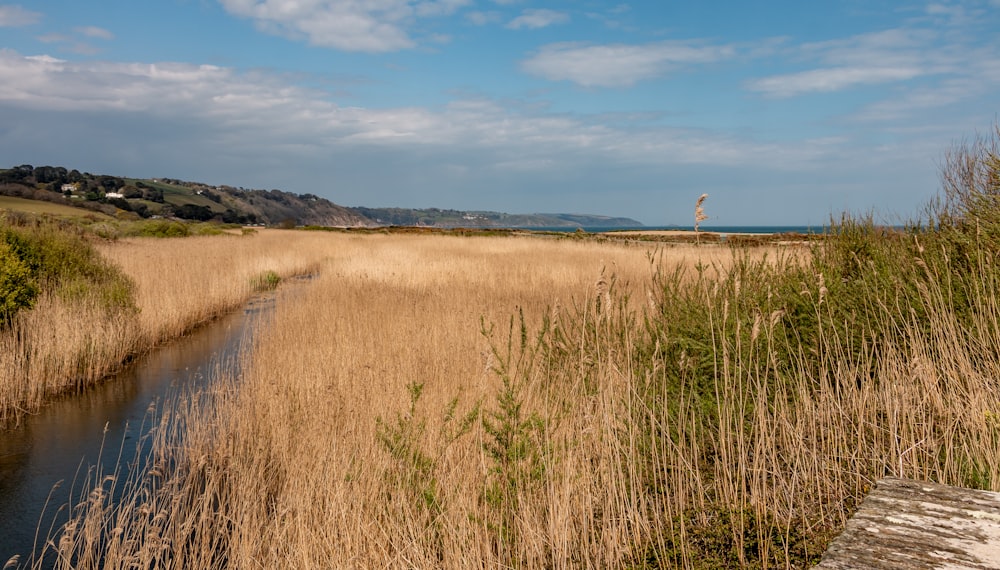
left=0, top=165, right=258, bottom=224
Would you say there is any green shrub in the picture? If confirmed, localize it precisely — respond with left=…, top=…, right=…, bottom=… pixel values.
left=375, top=382, right=480, bottom=559
left=250, top=270, right=281, bottom=292
left=191, top=222, right=227, bottom=236
left=133, top=220, right=191, bottom=238
left=621, top=124, right=1000, bottom=567
left=0, top=213, right=137, bottom=321
left=0, top=240, right=37, bottom=324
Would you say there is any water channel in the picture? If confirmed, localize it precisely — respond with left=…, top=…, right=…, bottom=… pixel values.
left=0, top=297, right=272, bottom=564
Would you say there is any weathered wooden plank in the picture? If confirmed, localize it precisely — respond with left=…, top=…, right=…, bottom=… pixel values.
left=816, top=478, right=1000, bottom=569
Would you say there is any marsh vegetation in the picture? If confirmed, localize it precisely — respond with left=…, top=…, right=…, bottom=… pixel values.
left=0, top=221, right=324, bottom=426
left=3, top=125, right=1000, bottom=568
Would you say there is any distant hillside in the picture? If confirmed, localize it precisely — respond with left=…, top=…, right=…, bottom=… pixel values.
left=349, top=207, right=642, bottom=228
left=0, top=165, right=368, bottom=227
left=0, top=164, right=644, bottom=229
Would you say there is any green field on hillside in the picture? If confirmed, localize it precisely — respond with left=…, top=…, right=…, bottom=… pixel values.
left=127, top=179, right=226, bottom=212
left=0, top=195, right=112, bottom=219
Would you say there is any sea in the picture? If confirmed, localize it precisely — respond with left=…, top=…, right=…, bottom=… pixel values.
left=524, top=225, right=826, bottom=235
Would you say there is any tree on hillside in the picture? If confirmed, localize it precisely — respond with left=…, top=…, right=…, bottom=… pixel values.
left=174, top=204, right=214, bottom=221
left=122, top=186, right=143, bottom=199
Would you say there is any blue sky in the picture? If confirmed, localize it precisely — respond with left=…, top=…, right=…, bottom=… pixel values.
left=1, top=1, right=998, bottom=225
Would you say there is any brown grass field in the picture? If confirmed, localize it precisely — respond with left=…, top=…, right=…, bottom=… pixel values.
left=6, top=123, right=999, bottom=569
left=12, top=225, right=1000, bottom=568
left=10, top=231, right=786, bottom=566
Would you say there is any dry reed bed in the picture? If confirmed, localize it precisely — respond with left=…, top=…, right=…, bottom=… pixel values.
left=96, top=230, right=327, bottom=344
left=58, top=235, right=1000, bottom=567
left=35, top=234, right=797, bottom=568
left=0, top=229, right=327, bottom=425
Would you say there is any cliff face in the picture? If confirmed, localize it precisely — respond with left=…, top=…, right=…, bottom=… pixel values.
left=218, top=187, right=371, bottom=227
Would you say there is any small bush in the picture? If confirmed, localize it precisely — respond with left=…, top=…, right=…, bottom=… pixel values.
left=133, top=220, right=191, bottom=238
left=250, top=270, right=281, bottom=292
left=375, top=382, right=480, bottom=558
left=0, top=240, right=38, bottom=324
left=191, top=223, right=226, bottom=236
left=0, top=213, right=137, bottom=321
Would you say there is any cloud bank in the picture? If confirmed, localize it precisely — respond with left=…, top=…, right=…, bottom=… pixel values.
left=218, top=0, right=470, bottom=52
left=521, top=40, right=735, bottom=87
left=506, top=9, right=569, bottom=30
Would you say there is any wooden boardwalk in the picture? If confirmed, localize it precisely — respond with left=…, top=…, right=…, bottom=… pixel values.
left=816, top=478, right=1000, bottom=569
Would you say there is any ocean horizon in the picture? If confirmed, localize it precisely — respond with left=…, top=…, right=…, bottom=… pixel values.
left=526, top=225, right=829, bottom=234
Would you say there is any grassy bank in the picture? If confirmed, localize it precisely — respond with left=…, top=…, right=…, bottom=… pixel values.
left=0, top=213, right=138, bottom=424
left=0, top=221, right=328, bottom=426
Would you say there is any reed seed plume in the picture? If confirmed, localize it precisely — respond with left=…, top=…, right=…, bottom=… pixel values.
left=694, top=192, right=709, bottom=243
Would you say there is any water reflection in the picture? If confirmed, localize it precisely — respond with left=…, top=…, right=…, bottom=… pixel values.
left=0, top=297, right=272, bottom=563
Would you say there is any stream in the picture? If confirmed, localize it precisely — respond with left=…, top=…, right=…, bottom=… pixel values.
left=0, top=296, right=272, bottom=564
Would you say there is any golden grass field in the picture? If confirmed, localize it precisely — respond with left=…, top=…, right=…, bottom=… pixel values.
left=0, top=224, right=744, bottom=425
left=11, top=226, right=1000, bottom=568
left=7, top=230, right=774, bottom=565
left=13, top=231, right=800, bottom=567
left=6, top=123, right=999, bottom=568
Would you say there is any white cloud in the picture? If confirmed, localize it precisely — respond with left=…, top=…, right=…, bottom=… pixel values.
left=0, top=4, right=41, bottom=27
left=922, top=1, right=986, bottom=27
left=748, top=66, right=923, bottom=97
left=521, top=41, right=734, bottom=87
left=744, top=20, right=1000, bottom=127
left=75, top=26, right=114, bottom=40
left=0, top=49, right=956, bottom=224
left=35, top=26, right=114, bottom=55
left=799, top=29, right=936, bottom=67
left=583, top=3, right=636, bottom=32
left=217, top=0, right=469, bottom=52
left=747, top=28, right=958, bottom=97
left=733, top=17, right=1000, bottom=134
left=926, top=3, right=963, bottom=16
left=0, top=49, right=827, bottom=172
left=24, top=54, right=64, bottom=64
left=37, top=33, right=70, bottom=44
left=854, top=54, right=1000, bottom=121
left=466, top=10, right=501, bottom=25
left=506, top=8, right=568, bottom=30
left=415, top=0, right=467, bottom=17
